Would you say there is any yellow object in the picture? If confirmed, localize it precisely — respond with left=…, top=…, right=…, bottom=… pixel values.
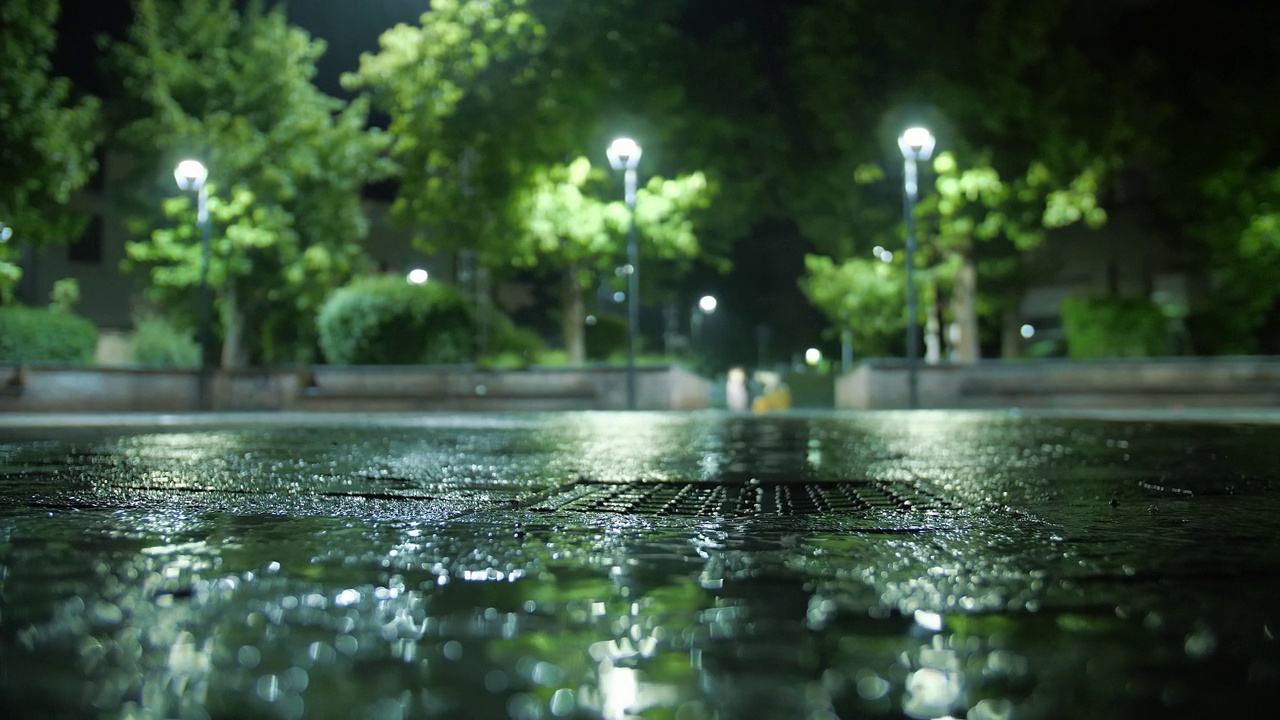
left=752, top=387, right=791, bottom=413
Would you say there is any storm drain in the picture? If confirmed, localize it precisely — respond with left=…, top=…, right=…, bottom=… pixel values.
left=529, top=480, right=951, bottom=517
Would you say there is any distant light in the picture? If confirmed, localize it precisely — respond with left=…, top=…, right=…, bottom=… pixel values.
left=1020, top=324, right=1035, bottom=339
left=613, top=291, right=626, bottom=303
left=407, top=268, right=429, bottom=285
left=0, top=223, right=11, bottom=243
left=174, top=159, right=208, bottom=190
left=606, top=137, right=642, bottom=170
left=873, top=245, right=884, bottom=257
left=585, top=315, right=598, bottom=326
left=805, top=348, right=823, bottom=366
left=879, top=249, right=894, bottom=263
left=698, top=295, right=718, bottom=313
left=898, top=126, right=937, bottom=160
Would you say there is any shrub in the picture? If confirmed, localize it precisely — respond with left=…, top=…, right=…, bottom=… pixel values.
left=1060, top=296, right=1169, bottom=358
left=480, top=312, right=546, bottom=369
left=585, top=313, right=628, bottom=361
left=130, top=313, right=200, bottom=368
left=0, top=306, right=98, bottom=364
left=316, top=276, right=475, bottom=365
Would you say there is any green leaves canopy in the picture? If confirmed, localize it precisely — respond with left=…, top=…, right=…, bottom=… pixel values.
left=0, top=0, right=101, bottom=301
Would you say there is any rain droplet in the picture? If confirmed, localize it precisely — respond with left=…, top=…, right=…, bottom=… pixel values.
left=1185, top=627, right=1217, bottom=659
left=549, top=688, right=576, bottom=716
left=237, top=645, right=262, bottom=669
left=443, top=640, right=463, bottom=661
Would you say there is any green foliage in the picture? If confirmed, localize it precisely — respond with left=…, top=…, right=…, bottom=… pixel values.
left=49, top=278, right=80, bottom=313
left=0, top=306, right=98, bottom=364
left=511, top=156, right=714, bottom=362
left=344, top=0, right=707, bottom=259
left=112, top=0, right=393, bottom=366
left=585, top=314, right=628, bottom=361
left=129, top=313, right=199, bottom=368
left=0, top=0, right=101, bottom=298
left=1060, top=297, right=1168, bottom=359
left=480, top=312, right=546, bottom=369
left=316, top=276, right=476, bottom=365
left=513, top=157, right=713, bottom=271
left=799, top=254, right=906, bottom=358
left=342, top=0, right=549, bottom=257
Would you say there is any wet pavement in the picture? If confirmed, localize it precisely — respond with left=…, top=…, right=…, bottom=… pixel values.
left=1, top=410, right=1279, bottom=719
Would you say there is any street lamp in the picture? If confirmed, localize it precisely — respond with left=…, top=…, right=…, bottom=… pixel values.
left=691, top=294, right=717, bottom=350
left=607, top=137, right=642, bottom=409
left=897, top=126, right=935, bottom=409
left=174, top=159, right=213, bottom=411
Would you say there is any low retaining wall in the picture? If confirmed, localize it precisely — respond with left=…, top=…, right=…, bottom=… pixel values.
left=0, top=364, right=709, bottom=413
left=836, top=358, right=1280, bottom=409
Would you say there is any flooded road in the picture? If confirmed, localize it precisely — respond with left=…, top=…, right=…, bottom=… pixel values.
left=2, top=411, right=1279, bottom=719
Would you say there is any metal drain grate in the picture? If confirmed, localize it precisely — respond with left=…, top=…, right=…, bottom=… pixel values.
left=530, top=481, right=950, bottom=517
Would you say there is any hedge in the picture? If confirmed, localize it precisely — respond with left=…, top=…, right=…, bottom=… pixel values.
left=316, top=276, right=476, bottom=365
left=0, top=306, right=99, bottom=364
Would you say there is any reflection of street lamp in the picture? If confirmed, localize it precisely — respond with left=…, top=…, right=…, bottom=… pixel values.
left=607, top=137, right=642, bottom=409
left=174, top=159, right=213, bottom=411
left=897, top=127, right=935, bottom=409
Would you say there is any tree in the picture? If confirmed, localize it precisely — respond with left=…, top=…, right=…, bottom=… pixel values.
left=344, top=0, right=736, bottom=360
left=917, top=151, right=1107, bottom=360
left=799, top=255, right=906, bottom=359
left=0, top=0, right=100, bottom=302
left=511, top=157, right=712, bottom=363
left=341, top=0, right=546, bottom=260
left=112, top=0, right=392, bottom=365
left=785, top=0, right=1133, bottom=359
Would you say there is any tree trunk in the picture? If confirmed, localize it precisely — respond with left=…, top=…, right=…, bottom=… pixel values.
left=220, top=280, right=246, bottom=369
left=925, top=282, right=942, bottom=364
left=562, top=260, right=586, bottom=365
left=1000, top=307, right=1022, bottom=359
left=951, top=254, right=981, bottom=362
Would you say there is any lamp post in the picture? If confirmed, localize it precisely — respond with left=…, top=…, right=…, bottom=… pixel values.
left=897, top=127, right=935, bottom=409
left=174, top=159, right=213, bottom=411
left=691, top=295, right=717, bottom=365
left=607, top=137, right=642, bottom=410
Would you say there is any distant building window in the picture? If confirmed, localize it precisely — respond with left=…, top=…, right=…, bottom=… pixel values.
left=68, top=216, right=104, bottom=265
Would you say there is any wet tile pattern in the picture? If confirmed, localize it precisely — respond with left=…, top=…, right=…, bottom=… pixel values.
left=2, top=411, right=1280, bottom=719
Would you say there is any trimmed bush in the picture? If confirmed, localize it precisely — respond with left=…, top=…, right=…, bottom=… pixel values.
left=480, top=312, right=546, bottom=369
left=585, top=313, right=628, bottom=361
left=0, top=306, right=99, bottom=364
left=316, top=276, right=475, bottom=365
left=130, top=313, right=200, bottom=368
left=1060, top=296, right=1169, bottom=358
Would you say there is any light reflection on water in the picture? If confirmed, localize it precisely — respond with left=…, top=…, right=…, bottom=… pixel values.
left=2, top=413, right=1280, bottom=718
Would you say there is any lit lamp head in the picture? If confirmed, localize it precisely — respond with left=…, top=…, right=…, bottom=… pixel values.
left=606, top=137, right=642, bottom=171
left=174, top=159, right=209, bottom=191
left=898, top=127, right=936, bottom=162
